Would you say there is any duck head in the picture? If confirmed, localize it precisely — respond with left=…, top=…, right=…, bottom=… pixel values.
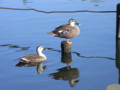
left=69, top=19, right=80, bottom=26
left=37, top=46, right=44, bottom=52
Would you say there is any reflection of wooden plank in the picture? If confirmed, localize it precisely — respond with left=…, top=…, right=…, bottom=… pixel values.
left=116, top=4, right=120, bottom=40
left=116, top=40, right=120, bottom=69
left=116, top=40, right=120, bottom=84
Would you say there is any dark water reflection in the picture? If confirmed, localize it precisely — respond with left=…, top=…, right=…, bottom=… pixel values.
left=116, top=40, right=120, bottom=84
left=16, top=62, right=47, bottom=74
left=49, top=66, right=80, bottom=87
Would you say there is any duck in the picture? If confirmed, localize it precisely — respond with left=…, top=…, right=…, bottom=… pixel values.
left=18, top=46, right=47, bottom=63
left=48, top=19, right=80, bottom=44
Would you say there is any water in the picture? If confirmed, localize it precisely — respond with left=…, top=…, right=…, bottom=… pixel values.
left=0, top=0, right=120, bottom=90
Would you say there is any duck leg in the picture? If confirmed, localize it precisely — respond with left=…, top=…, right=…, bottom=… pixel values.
left=66, top=61, right=72, bottom=70
left=66, top=39, right=72, bottom=45
left=66, top=64, right=70, bottom=70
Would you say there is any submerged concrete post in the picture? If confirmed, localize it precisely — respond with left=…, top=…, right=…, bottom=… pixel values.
left=116, top=3, right=120, bottom=40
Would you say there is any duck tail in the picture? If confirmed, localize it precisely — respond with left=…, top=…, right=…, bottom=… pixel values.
left=17, top=59, right=25, bottom=63
left=48, top=32, right=53, bottom=34
left=48, top=32, right=57, bottom=36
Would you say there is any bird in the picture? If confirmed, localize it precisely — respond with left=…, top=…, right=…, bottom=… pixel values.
left=48, top=19, right=80, bottom=44
left=18, top=46, right=47, bottom=63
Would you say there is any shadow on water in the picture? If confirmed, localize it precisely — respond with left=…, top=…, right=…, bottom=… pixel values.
left=16, top=62, right=47, bottom=74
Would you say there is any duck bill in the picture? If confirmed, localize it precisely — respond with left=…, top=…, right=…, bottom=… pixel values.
left=75, top=22, right=80, bottom=25
left=43, top=48, right=48, bottom=50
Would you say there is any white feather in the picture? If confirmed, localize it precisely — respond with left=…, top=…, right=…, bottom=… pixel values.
left=21, top=58, right=29, bottom=61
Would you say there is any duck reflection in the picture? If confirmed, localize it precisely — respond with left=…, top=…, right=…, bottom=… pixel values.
left=49, top=66, right=80, bottom=87
left=16, top=62, right=46, bottom=74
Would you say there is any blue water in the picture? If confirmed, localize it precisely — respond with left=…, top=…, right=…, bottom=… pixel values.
left=0, top=0, right=120, bottom=90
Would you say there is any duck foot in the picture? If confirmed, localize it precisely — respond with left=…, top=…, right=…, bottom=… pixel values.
left=66, top=39, right=72, bottom=45
left=66, top=41, right=72, bottom=45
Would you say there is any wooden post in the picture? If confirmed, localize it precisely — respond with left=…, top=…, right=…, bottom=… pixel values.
left=61, top=41, right=72, bottom=69
left=61, top=41, right=72, bottom=54
left=116, top=3, right=120, bottom=84
left=116, top=3, right=120, bottom=40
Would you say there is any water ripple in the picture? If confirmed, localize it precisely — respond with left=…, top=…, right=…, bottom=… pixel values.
left=0, top=44, right=30, bottom=51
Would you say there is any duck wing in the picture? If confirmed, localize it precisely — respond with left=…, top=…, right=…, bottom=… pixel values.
left=53, top=24, right=72, bottom=33
left=50, top=24, right=79, bottom=38
left=20, top=54, right=44, bottom=63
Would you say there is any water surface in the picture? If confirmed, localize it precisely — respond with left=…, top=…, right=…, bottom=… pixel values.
left=0, top=0, right=120, bottom=90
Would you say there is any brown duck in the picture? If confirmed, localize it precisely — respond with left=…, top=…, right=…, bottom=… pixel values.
left=48, top=19, right=80, bottom=44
